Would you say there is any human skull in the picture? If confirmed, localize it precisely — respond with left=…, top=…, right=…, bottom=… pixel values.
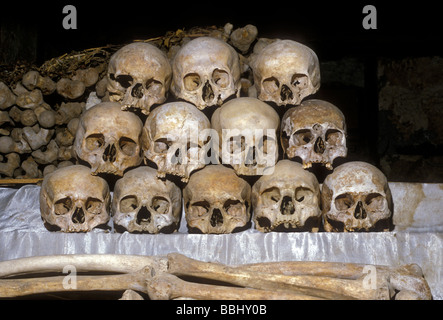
left=184, top=165, right=251, bottom=234
left=211, top=97, right=280, bottom=176
left=252, top=39, right=320, bottom=106
left=171, top=37, right=241, bottom=110
left=74, top=102, right=143, bottom=177
left=321, top=161, right=393, bottom=232
left=40, top=165, right=111, bottom=232
left=252, top=160, right=321, bottom=232
left=112, top=166, right=181, bottom=233
left=107, top=42, right=172, bottom=115
left=142, top=101, right=212, bottom=182
left=281, top=99, right=347, bottom=169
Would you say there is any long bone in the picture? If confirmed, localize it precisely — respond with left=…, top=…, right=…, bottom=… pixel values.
left=147, top=272, right=321, bottom=300
left=166, top=253, right=389, bottom=300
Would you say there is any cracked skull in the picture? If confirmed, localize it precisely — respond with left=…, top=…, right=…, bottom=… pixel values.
left=171, top=37, right=241, bottom=110
left=142, top=101, right=212, bottom=182
left=211, top=97, right=280, bottom=176
left=74, top=102, right=143, bottom=177
left=252, top=160, right=321, bottom=232
left=184, top=165, right=251, bottom=234
left=321, top=161, right=393, bottom=232
left=281, top=99, right=347, bottom=169
left=112, top=166, right=181, bottom=233
left=252, top=39, right=320, bottom=106
left=107, top=42, right=172, bottom=115
left=40, top=165, right=111, bottom=232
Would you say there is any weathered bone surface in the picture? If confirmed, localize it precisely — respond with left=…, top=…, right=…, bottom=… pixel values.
left=281, top=99, right=347, bottom=169
left=252, top=39, right=320, bottom=106
left=211, top=97, right=280, bottom=176
left=74, top=102, right=143, bottom=176
left=112, top=166, right=182, bottom=233
left=183, top=165, right=251, bottom=234
left=142, top=101, right=211, bottom=182
left=40, top=165, right=111, bottom=232
left=107, top=42, right=172, bottom=115
left=171, top=37, right=241, bottom=110
left=252, top=160, right=321, bottom=232
left=321, top=161, right=394, bottom=232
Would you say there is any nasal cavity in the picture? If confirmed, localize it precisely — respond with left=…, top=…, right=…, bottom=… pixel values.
left=202, top=81, right=214, bottom=103
left=280, top=196, right=295, bottom=215
left=280, top=84, right=293, bottom=101
left=102, top=143, right=117, bottom=162
left=314, top=137, right=326, bottom=154
left=354, top=201, right=367, bottom=220
left=72, top=207, right=85, bottom=224
left=136, top=206, right=151, bottom=225
left=131, top=83, right=144, bottom=99
left=210, top=208, right=223, bottom=227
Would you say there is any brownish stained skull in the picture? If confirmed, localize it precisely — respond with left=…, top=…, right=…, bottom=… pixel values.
left=321, top=161, right=394, bottom=232
left=183, top=165, right=251, bottom=234
left=107, top=42, right=172, bottom=115
left=74, top=102, right=143, bottom=177
left=252, top=39, right=320, bottom=106
left=252, top=160, right=321, bottom=232
left=281, top=99, right=347, bottom=169
left=112, top=166, right=182, bottom=233
left=40, top=165, right=111, bottom=232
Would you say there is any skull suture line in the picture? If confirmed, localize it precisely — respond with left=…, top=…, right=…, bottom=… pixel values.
left=321, top=161, right=394, bottom=232
left=281, top=99, right=347, bottom=169
left=74, top=102, right=143, bottom=177
left=40, top=165, right=111, bottom=232
left=184, top=165, right=251, bottom=234
left=252, top=160, right=321, bottom=232
left=171, top=37, right=242, bottom=110
left=211, top=97, right=280, bottom=176
left=107, top=42, right=172, bottom=115
left=142, top=101, right=212, bottom=182
left=112, top=166, right=182, bottom=233
left=252, top=39, right=320, bottom=106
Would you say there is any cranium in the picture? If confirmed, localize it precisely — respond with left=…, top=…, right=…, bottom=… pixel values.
left=211, top=97, right=280, bottom=176
left=281, top=99, right=347, bottom=169
left=171, top=37, right=241, bottom=110
left=107, top=42, right=172, bottom=115
left=321, top=161, right=394, bottom=232
left=252, top=160, right=321, bottom=232
left=142, top=101, right=212, bottom=182
left=74, top=102, right=143, bottom=177
left=40, top=165, right=111, bottom=232
left=112, top=166, right=182, bottom=233
left=183, top=164, right=251, bottom=234
left=252, top=39, right=320, bottom=106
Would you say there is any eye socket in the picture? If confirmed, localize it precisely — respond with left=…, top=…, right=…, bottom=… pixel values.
left=293, top=129, right=313, bottom=145
left=334, top=193, right=354, bottom=211
left=258, top=135, right=275, bottom=154
left=212, top=69, right=230, bottom=88
left=190, top=200, right=210, bottom=217
left=54, top=197, right=73, bottom=215
left=228, top=136, right=246, bottom=153
left=184, top=73, right=201, bottom=91
left=325, top=129, right=343, bottom=146
left=291, top=73, right=308, bottom=87
left=85, top=197, right=103, bottom=214
left=85, top=134, right=105, bottom=151
left=365, top=193, right=385, bottom=211
left=146, top=79, right=163, bottom=95
left=151, top=196, right=170, bottom=214
left=119, top=137, right=138, bottom=156
left=154, top=138, right=172, bottom=153
left=262, top=77, right=280, bottom=95
left=120, top=195, right=138, bottom=213
left=223, top=199, right=243, bottom=216
left=114, top=74, right=134, bottom=89
left=261, top=187, right=281, bottom=206
left=294, top=187, right=313, bottom=203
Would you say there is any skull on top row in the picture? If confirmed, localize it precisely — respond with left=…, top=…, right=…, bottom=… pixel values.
left=106, top=37, right=320, bottom=114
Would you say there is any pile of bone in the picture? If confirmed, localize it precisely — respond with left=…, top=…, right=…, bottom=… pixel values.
left=0, top=253, right=433, bottom=300
left=1, top=24, right=393, bottom=234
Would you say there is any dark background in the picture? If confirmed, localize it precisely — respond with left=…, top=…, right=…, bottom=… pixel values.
left=2, top=1, right=442, bottom=182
